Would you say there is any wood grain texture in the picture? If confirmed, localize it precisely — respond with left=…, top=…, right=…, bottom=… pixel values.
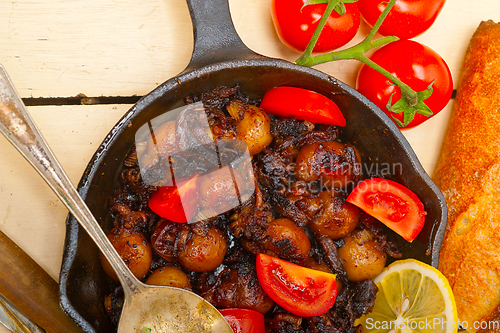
left=0, top=230, right=83, bottom=332
left=0, top=104, right=127, bottom=280
left=0, top=0, right=497, bottom=98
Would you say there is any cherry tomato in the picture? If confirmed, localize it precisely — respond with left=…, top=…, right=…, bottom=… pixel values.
left=218, top=308, right=266, bottom=333
left=271, top=0, right=360, bottom=53
left=256, top=253, right=337, bottom=317
left=356, top=40, right=453, bottom=129
left=359, top=0, right=446, bottom=39
left=148, top=174, right=199, bottom=223
left=260, top=86, right=346, bottom=126
left=346, top=178, right=425, bottom=242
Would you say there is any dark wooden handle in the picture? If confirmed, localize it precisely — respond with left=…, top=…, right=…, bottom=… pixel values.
left=0, top=230, right=83, bottom=333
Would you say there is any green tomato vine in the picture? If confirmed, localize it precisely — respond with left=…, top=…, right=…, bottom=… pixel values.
left=295, top=0, right=434, bottom=128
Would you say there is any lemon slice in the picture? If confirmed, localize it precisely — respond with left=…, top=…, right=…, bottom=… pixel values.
left=356, top=259, right=458, bottom=333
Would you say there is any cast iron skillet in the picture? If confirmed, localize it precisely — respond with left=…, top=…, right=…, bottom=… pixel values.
left=59, top=0, right=448, bottom=331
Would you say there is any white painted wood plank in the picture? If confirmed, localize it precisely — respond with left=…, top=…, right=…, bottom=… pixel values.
left=0, top=0, right=498, bottom=98
left=0, top=104, right=128, bottom=281
left=0, top=0, right=193, bottom=97
left=0, top=103, right=127, bottom=332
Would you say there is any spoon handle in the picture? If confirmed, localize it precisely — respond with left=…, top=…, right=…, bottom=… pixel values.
left=0, top=65, right=142, bottom=295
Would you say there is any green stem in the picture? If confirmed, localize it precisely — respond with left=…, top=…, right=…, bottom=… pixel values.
left=295, top=0, right=419, bottom=105
left=297, top=35, right=398, bottom=66
left=357, top=56, right=418, bottom=106
left=365, top=0, right=393, bottom=41
left=299, top=0, right=341, bottom=61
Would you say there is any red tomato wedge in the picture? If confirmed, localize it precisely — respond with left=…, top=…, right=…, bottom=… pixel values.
left=218, top=308, right=266, bottom=333
left=256, top=253, right=337, bottom=317
left=259, top=86, right=346, bottom=126
left=346, top=178, right=425, bottom=242
left=148, top=174, right=200, bottom=223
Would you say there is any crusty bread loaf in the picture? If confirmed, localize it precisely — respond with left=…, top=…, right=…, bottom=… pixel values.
left=434, top=20, right=500, bottom=333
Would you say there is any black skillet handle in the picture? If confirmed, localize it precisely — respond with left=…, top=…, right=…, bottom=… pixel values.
left=184, top=0, right=263, bottom=71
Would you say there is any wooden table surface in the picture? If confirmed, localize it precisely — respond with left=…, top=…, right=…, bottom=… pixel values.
left=0, top=0, right=498, bottom=331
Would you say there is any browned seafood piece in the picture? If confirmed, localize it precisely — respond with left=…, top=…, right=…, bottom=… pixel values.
left=308, top=191, right=360, bottom=240
left=295, top=141, right=361, bottom=189
left=200, top=265, right=274, bottom=314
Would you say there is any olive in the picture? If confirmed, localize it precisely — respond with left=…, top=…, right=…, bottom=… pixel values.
left=236, top=105, right=273, bottom=155
left=295, top=141, right=362, bottom=189
left=145, top=265, right=191, bottom=290
left=337, top=229, right=387, bottom=282
left=100, top=227, right=153, bottom=281
left=178, top=226, right=227, bottom=272
left=308, top=191, right=360, bottom=239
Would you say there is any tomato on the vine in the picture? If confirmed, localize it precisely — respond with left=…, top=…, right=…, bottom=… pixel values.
left=356, top=39, right=453, bottom=129
left=271, top=0, right=360, bottom=53
left=359, top=0, right=446, bottom=39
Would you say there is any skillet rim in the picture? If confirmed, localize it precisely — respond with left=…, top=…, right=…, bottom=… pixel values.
left=59, top=57, right=448, bottom=332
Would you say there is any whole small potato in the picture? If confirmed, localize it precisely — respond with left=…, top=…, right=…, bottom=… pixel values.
left=264, top=218, right=311, bottom=264
left=236, top=105, right=273, bottom=155
left=198, top=166, right=244, bottom=215
left=178, top=226, right=227, bottom=272
left=145, top=120, right=177, bottom=158
left=136, top=120, right=178, bottom=173
left=100, top=227, right=153, bottom=281
left=308, top=191, right=360, bottom=239
left=337, top=229, right=387, bottom=282
left=145, top=265, right=191, bottom=290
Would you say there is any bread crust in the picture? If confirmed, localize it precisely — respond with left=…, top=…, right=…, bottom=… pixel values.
left=434, top=20, right=500, bottom=333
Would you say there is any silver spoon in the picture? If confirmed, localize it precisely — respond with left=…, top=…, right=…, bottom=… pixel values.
left=0, top=65, right=233, bottom=333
